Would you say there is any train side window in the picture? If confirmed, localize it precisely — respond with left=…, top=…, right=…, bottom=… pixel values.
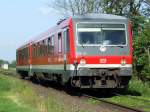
left=37, top=42, right=40, bottom=56
left=51, top=35, right=54, bottom=54
left=47, top=35, right=54, bottom=55
left=51, top=35, right=54, bottom=46
left=36, top=43, right=38, bottom=57
left=33, top=44, right=36, bottom=57
left=35, top=44, right=37, bottom=57
left=39, top=42, right=41, bottom=56
left=58, top=33, right=62, bottom=53
left=40, top=41, right=43, bottom=56
left=66, top=29, right=70, bottom=52
left=42, top=40, right=45, bottom=56
left=44, top=40, right=47, bottom=56
left=48, top=37, right=51, bottom=54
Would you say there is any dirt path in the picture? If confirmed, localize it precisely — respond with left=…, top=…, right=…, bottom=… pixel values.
left=26, top=81, right=132, bottom=112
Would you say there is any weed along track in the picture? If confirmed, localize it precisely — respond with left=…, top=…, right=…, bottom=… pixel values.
left=81, top=94, right=144, bottom=112
left=114, top=93, right=150, bottom=103
left=0, top=69, right=149, bottom=112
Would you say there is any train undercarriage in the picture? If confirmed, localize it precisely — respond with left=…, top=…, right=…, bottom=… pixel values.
left=17, top=67, right=132, bottom=89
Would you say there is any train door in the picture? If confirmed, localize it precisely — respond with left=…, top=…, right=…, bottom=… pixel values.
left=28, top=42, right=33, bottom=76
left=63, top=28, right=70, bottom=71
left=63, top=29, right=67, bottom=71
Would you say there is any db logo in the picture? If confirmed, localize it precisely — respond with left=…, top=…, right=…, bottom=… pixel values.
left=100, top=58, right=107, bottom=64
left=100, top=46, right=106, bottom=52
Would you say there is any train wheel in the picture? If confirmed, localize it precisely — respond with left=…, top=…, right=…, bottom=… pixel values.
left=18, top=71, right=28, bottom=79
left=30, top=73, right=40, bottom=84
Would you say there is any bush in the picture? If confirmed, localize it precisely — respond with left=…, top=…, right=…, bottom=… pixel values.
left=133, top=23, right=150, bottom=82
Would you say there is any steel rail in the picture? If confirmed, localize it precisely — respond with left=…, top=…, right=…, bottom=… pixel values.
left=82, top=94, right=145, bottom=112
left=114, top=93, right=150, bottom=103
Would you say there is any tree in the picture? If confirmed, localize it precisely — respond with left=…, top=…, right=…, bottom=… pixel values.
left=133, top=21, right=150, bottom=82
left=50, top=0, right=102, bottom=16
left=9, top=60, right=16, bottom=68
left=50, top=0, right=150, bottom=17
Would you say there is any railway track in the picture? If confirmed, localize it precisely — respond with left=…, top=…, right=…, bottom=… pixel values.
left=114, top=93, right=150, bottom=103
left=82, top=94, right=145, bottom=112
left=0, top=69, right=148, bottom=112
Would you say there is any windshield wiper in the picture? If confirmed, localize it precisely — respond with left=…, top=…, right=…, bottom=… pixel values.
left=81, top=44, right=85, bottom=48
left=116, top=45, right=124, bottom=48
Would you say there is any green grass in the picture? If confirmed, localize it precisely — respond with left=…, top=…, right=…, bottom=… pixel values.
left=0, top=74, right=37, bottom=112
left=107, top=78, right=150, bottom=112
left=83, top=77, right=150, bottom=112
left=128, top=78, right=150, bottom=97
left=0, top=73, right=90, bottom=112
left=1, top=69, right=149, bottom=112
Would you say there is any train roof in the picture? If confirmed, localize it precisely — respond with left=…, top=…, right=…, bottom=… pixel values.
left=17, top=13, right=128, bottom=50
left=72, top=13, right=127, bottom=20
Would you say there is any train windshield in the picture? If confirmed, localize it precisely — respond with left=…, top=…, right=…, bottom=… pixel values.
left=77, top=23, right=126, bottom=46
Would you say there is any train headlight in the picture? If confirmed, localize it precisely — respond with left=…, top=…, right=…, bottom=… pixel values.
left=121, top=59, right=126, bottom=66
left=80, top=59, right=86, bottom=66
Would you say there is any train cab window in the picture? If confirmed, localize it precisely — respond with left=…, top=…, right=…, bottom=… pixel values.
left=102, top=30, right=126, bottom=45
left=77, top=24, right=102, bottom=45
left=58, top=33, right=62, bottom=53
left=77, top=23, right=126, bottom=46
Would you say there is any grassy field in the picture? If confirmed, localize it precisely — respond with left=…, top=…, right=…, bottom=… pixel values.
left=0, top=72, right=90, bottom=112
left=0, top=74, right=69, bottom=112
left=0, top=74, right=44, bottom=112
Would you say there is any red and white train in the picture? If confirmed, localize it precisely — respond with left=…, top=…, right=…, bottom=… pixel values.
left=16, top=13, right=133, bottom=89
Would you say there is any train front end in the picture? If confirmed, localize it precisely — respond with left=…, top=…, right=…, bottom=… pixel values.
left=69, top=14, right=133, bottom=88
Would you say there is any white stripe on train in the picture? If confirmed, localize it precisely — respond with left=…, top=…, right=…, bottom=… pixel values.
left=17, top=64, right=132, bottom=71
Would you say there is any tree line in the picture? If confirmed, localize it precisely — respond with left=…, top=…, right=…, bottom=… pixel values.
left=0, top=60, right=16, bottom=68
left=51, top=0, right=150, bottom=83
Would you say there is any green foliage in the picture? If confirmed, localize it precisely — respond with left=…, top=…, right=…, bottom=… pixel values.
left=108, top=78, right=150, bottom=112
left=0, top=75, right=37, bottom=112
left=9, top=60, right=16, bottom=68
left=128, top=78, right=150, bottom=96
left=133, top=21, right=150, bottom=81
left=0, top=59, right=9, bottom=65
left=131, top=16, right=145, bottom=37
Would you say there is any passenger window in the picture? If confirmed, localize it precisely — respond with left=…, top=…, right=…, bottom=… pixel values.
left=58, top=33, right=62, bottom=53
left=45, top=39, right=48, bottom=56
left=51, top=35, right=54, bottom=47
left=66, top=29, right=70, bottom=52
left=48, top=38, right=51, bottom=54
left=42, top=40, right=45, bottom=56
left=38, top=42, right=40, bottom=56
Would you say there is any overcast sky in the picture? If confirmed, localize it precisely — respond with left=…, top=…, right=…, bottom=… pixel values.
left=0, top=0, right=61, bottom=62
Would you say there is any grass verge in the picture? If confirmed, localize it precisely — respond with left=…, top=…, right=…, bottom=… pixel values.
left=0, top=74, right=37, bottom=112
left=0, top=72, right=88, bottom=112
left=107, top=77, right=150, bottom=112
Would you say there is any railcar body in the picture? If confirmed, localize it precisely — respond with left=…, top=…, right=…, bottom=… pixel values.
left=16, top=13, right=133, bottom=88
